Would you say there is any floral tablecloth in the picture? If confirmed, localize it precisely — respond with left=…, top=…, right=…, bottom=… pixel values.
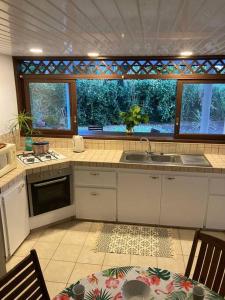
left=53, top=266, right=223, bottom=300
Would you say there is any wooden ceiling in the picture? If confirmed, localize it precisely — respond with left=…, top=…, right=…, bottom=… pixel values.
left=0, top=0, right=225, bottom=56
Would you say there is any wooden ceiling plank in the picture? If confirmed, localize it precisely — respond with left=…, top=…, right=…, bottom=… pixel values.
left=0, top=20, right=64, bottom=53
left=112, top=0, right=135, bottom=42
left=24, top=0, right=99, bottom=47
left=3, top=0, right=96, bottom=49
left=136, top=0, right=145, bottom=43
left=90, top=0, right=122, bottom=41
left=46, top=0, right=112, bottom=49
left=189, top=0, right=225, bottom=50
left=0, top=10, right=72, bottom=46
left=153, top=0, right=162, bottom=53
left=69, top=0, right=116, bottom=44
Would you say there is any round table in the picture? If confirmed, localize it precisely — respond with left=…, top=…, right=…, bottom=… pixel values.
left=52, top=266, right=223, bottom=300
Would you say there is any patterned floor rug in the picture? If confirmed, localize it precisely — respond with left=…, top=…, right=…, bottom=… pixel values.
left=95, top=224, right=174, bottom=257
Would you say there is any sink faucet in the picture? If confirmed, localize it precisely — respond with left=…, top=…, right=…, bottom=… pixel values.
left=140, top=137, right=151, bottom=153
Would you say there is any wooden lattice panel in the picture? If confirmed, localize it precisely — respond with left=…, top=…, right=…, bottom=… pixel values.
left=17, top=58, right=225, bottom=76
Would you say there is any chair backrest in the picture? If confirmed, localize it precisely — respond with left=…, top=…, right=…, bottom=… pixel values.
left=0, top=249, right=50, bottom=300
left=185, top=230, right=225, bottom=296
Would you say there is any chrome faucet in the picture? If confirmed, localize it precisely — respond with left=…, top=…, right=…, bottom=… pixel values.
left=140, top=137, right=151, bottom=153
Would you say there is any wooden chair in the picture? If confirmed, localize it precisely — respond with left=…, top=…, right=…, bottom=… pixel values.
left=0, top=249, right=50, bottom=300
left=185, top=229, right=225, bottom=296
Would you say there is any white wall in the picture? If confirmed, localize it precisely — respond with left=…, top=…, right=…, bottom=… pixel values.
left=0, top=54, right=18, bottom=134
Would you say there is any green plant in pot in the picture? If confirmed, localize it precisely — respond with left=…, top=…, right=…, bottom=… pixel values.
left=10, top=112, right=35, bottom=151
left=120, top=105, right=149, bottom=134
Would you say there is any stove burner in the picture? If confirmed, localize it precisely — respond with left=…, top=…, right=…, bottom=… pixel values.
left=17, top=150, right=65, bottom=165
left=27, top=157, right=35, bottom=162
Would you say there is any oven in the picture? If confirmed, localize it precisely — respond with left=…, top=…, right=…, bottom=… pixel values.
left=27, top=168, right=72, bottom=216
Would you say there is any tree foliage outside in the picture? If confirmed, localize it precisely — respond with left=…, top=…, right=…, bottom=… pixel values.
left=181, top=83, right=225, bottom=134
left=76, top=79, right=177, bottom=133
left=29, top=82, right=70, bottom=130
left=28, top=80, right=225, bottom=135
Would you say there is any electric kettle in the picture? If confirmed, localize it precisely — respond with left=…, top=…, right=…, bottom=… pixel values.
left=73, top=135, right=85, bottom=152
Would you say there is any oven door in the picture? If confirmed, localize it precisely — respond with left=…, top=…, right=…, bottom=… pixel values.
left=30, top=175, right=71, bottom=216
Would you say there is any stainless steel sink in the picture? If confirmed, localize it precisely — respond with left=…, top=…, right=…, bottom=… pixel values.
left=150, top=153, right=182, bottom=164
left=120, top=151, right=182, bottom=165
left=120, top=151, right=150, bottom=163
left=120, top=151, right=212, bottom=167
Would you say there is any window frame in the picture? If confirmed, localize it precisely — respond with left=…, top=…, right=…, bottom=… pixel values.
left=13, top=54, right=225, bottom=143
left=175, top=79, right=225, bottom=140
left=23, top=78, right=77, bottom=136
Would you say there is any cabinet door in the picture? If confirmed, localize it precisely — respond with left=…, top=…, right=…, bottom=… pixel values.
left=1, top=180, right=30, bottom=257
left=160, top=175, right=208, bottom=227
left=118, top=172, right=161, bottom=224
left=76, top=187, right=116, bottom=221
left=206, top=195, right=225, bottom=230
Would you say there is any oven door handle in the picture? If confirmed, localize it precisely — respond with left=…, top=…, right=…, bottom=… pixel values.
left=33, top=177, right=67, bottom=187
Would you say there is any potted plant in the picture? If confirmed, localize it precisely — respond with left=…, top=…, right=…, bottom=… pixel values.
left=10, top=111, right=35, bottom=150
left=120, top=105, right=149, bottom=134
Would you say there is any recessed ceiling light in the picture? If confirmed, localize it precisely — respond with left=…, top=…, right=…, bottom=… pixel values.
left=87, top=52, right=99, bottom=57
left=121, top=33, right=125, bottom=38
left=180, top=51, right=193, bottom=56
left=30, top=48, right=43, bottom=53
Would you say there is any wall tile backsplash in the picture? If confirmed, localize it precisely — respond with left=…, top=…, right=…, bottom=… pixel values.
left=1, top=133, right=225, bottom=155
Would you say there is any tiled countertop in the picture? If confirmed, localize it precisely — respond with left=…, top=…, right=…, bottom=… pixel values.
left=1, top=148, right=225, bottom=192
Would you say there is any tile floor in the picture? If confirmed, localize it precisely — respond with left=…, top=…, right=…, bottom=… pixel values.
left=6, top=221, right=225, bottom=299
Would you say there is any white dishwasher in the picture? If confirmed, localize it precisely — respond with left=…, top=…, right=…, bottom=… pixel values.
left=0, top=179, right=30, bottom=258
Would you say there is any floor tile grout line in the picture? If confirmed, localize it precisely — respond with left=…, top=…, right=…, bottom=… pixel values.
left=63, top=222, right=94, bottom=286
left=8, top=222, right=204, bottom=292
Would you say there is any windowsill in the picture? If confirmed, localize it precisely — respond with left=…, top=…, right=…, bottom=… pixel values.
left=25, top=131, right=225, bottom=144
left=79, top=131, right=225, bottom=143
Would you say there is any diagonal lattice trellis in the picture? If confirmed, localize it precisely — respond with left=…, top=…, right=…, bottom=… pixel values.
left=17, top=58, right=225, bottom=76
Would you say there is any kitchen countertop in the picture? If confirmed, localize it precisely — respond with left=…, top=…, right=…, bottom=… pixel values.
left=1, top=148, right=225, bottom=192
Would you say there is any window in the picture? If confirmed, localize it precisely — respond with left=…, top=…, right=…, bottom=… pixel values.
left=24, top=81, right=76, bottom=134
left=178, top=81, right=225, bottom=136
left=17, top=56, right=225, bottom=141
left=76, top=79, right=177, bottom=135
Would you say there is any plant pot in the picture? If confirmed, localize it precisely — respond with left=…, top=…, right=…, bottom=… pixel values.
left=126, top=128, right=134, bottom=134
left=25, top=137, right=33, bottom=151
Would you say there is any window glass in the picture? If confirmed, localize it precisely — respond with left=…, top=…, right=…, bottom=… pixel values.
left=76, top=79, right=177, bottom=135
left=180, top=83, right=225, bottom=134
left=29, top=82, right=71, bottom=130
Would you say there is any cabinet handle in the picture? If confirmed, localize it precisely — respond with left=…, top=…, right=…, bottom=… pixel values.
left=167, top=177, right=175, bottom=180
left=90, top=172, right=99, bottom=176
left=90, top=192, right=98, bottom=196
left=151, top=176, right=159, bottom=179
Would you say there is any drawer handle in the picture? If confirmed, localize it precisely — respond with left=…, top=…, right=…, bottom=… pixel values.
left=167, top=177, right=175, bottom=180
left=90, top=192, right=98, bottom=196
left=90, top=172, right=99, bottom=176
left=151, top=176, right=159, bottom=179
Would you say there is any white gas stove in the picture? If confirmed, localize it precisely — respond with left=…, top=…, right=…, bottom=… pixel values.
left=17, top=150, right=65, bottom=165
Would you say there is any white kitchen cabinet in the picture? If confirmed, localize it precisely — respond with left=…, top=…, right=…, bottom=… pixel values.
left=118, top=172, right=161, bottom=224
left=206, top=176, right=225, bottom=229
left=160, top=175, right=208, bottom=227
left=206, top=195, right=225, bottom=229
left=76, top=187, right=116, bottom=221
left=0, top=179, right=30, bottom=258
left=74, top=167, right=117, bottom=221
left=209, top=177, right=225, bottom=195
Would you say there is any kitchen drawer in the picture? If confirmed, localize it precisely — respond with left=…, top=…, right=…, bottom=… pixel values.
left=75, top=187, right=116, bottom=221
left=74, top=169, right=116, bottom=187
left=209, top=178, right=225, bottom=195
